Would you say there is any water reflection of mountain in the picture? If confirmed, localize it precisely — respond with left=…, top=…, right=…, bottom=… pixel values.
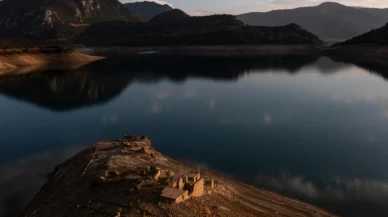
left=327, top=56, right=388, bottom=81
left=0, top=68, right=134, bottom=111
left=89, top=54, right=322, bottom=82
left=0, top=54, right=365, bottom=111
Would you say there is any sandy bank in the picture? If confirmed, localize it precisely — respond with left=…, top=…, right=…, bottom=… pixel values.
left=0, top=61, right=17, bottom=74
left=0, top=52, right=104, bottom=76
left=22, top=136, right=339, bottom=217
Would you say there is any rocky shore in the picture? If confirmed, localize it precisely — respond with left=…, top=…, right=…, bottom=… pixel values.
left=22, top=136, right=338, bottom=217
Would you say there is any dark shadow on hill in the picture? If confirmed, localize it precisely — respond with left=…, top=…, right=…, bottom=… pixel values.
left=77, top=13, right=323, bottom=46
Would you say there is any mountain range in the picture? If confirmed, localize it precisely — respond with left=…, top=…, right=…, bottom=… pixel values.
left=124, top=1, right=173, bottom=21
left=0, top=0, right=141, bottom=41
left=77, top=9, right=323, bottom=46
left=238, top=2, right=388, bottom=42
left=0, top=0, right=387, bottom=45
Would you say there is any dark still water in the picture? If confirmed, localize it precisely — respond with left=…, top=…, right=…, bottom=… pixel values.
left=1, top=54, right=388, bottom=217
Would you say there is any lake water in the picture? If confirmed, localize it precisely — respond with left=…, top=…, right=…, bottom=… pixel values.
left=1, top=53, right=388, bottom=217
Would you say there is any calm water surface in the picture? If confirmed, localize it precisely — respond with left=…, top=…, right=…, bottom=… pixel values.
left=1, top=54, right=388, bottom=217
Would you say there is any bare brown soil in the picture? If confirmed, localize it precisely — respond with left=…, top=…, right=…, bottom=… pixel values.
left=0, top=51, right=104, bottom=76
left=22, top=136, right=339, bottom=217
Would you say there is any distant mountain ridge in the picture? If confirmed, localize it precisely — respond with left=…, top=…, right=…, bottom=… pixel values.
left=78, top=9, right=324, bottom=46
left=238, top=2, right=388, bottom=42
left=124, top=1, right=173, bottom=21
left=0, top=0, right=141, bottom=41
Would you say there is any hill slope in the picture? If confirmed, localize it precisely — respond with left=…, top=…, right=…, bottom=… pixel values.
left=78, top=10, right=324, bottom=46
left=238, top=2, right=388, bottom=42
left=148, top=9, right=190, bottom=24
left=0, top=0, right=141, bottom=41
left=324, top=23, right=388, bottom=65
left=336, top=23, right=388, bottom=46
left=124, top=1, right=173, bottom=21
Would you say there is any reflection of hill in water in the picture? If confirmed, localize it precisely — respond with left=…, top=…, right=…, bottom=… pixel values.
left=0, top=68, right=134, bottom=111
left=0, top=54, right=375, bottom=112
left=327, top=56, right=388, bottom=81
left=90, top=54, right=322, bottom=82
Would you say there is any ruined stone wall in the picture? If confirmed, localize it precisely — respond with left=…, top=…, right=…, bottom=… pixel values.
left=191, top=178, right=204, bottom=197
left=173, top=190, right=189, bottom=203
left=178, top=177, right=185, bottom=190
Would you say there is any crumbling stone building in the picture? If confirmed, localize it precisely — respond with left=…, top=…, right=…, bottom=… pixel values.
left=161, top=171, right=204, bottom=203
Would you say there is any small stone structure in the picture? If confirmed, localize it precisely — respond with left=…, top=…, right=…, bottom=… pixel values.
left=161, top=187, right=189, bottom=204
left=205, top=179, right=216, bottom=188
left=161, top=170, right=205, bottom=203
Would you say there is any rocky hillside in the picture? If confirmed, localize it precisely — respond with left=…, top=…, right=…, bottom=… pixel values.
left=22, top=136, right=338, bottom=217
left=336, top=23, right=388, bottom=46
left=78, top=11, right=324, bottom=46
left=238, top=2, right=388, bottom=42
left=0, top=40, right=31, bottom=49
left=124, top=1, right=173, bottom=21
left=0, top=0, right=141, bottom=41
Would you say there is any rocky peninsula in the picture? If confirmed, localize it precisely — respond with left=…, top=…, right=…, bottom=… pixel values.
left=22, top=136, right=338, bottom=217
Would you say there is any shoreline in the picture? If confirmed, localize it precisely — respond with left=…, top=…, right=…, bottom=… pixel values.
left=323, top=44, right=388, bottom=66
left=22, top=136, right=339, bottom=217
left=2, top=44, right=388, bottom=78
left=0, top=51, right=104, bottom=76
left=86, top=45, right=328, bottom=56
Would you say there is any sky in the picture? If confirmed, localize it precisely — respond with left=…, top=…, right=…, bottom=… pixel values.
left=121, top=0, right=388, bottom=15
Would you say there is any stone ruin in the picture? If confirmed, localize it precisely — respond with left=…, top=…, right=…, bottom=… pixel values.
left=161, top=170, right=205, bottom=203
left=119, top=135, right=215, bottom=204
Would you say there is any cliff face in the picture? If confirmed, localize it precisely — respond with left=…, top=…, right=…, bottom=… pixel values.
left=78, top=12, right=324, bottom=46
left=0, top=0, right=141, bottom=41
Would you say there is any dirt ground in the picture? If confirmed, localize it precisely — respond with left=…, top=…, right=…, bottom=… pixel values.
left=0, top=51, right=104, bottom=75
left=22, top=136, right=339, bottom=217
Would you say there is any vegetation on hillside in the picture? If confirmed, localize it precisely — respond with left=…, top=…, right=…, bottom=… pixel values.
left=78, top=12, right=324, bottom=46
left=124, top=1, right=173, bottom=21
left=0, top=40, right=32, bottom=49
left=336, top=23, right=388, bottom=46
left=0, top=40, right=74, bottom=55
